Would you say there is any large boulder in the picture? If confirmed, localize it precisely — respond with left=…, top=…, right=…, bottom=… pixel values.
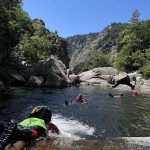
left=25, top=56, right=70, bottom=87
left=25, top=76, right=44, bottom=87
left=140, top=80, right=150, bottom=94
left=112, top=72, right=134, bottom=89
left=0, top=80, right=5, bottom=92
left=79, top=67, right=118, bottom=82
left=78, top=67, right=118, bottom=86
left=69, top=74, right=79, bottom=85
left=45, top=72, right=68, bottom=87
left=93, top=67, right=118, bottom=76
left=10, top=74, right=26, bottom=86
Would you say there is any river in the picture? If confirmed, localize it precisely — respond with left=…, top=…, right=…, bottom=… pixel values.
left=0, top=86, right=150, bottom=140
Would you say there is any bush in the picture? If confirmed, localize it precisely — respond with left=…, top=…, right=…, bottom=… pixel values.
left=142, top=63, right=150, bottom=79
left=73, top=51, right=112, bottom=74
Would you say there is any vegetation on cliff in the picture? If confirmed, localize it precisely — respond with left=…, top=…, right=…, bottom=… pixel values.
left=68, top=10, right=150, bottom=79
left=114, top=10, right=150, bottom=78
left=73, top=51, right=112, bottom=74
left=0, top=0, right=69, bottom=68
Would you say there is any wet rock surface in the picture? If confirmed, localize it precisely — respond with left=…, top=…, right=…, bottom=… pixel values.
left=33, top=138, right=150, bottom=150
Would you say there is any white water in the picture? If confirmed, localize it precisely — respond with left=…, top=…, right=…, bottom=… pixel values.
left=123, top=137, right=150, bottom=146
left=51, top=114, right=95, bottom=140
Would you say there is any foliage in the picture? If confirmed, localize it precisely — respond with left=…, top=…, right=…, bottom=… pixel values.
left=17, top=19, right=65, bottom=64
left=73, top=51, right=112, bottom=74
left=114, top=20, right=150, bottom=75
left=130, top=10, right=140, bottom=24
left=141, top=48, right=150, bottom=79
left=142, top=64, right=150, bottom=79
left=0, top=0, right=32, bottom=65
left=0, top=1, right=68, bottom=67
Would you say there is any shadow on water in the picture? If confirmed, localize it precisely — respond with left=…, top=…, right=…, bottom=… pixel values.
left=0, top=86, right=150, bottom=139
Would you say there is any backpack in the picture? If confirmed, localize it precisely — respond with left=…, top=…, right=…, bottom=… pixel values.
left=29, top=106, right=52, bottom=124
left=0, top=121, right=17, bottom=150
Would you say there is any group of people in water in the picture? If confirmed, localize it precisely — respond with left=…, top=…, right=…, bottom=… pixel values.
left=0, top=89, right=139, bottom=150
left=109, top=90, right=138, bottom=98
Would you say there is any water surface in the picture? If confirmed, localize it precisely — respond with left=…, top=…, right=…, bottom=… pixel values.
left=0, top=86, right=150, bottom=139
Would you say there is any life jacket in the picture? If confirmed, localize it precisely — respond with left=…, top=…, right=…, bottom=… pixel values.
left=19, top=117, right=47, bottom=130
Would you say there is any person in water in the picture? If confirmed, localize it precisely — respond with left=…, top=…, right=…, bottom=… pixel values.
left=4, top=106, right=60, bottom=150
left=75, top=93, right=84, bottom=103
left=132, top=90, right=138, bottom=96
left=109, top=92, right=124, bottom=98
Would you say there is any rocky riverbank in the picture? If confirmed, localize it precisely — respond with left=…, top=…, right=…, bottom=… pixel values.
left=1, top=63, right=150, bottom=94
left=69, top=67, right=150, bottom=94
left=33, top=137, right=150, bottom=150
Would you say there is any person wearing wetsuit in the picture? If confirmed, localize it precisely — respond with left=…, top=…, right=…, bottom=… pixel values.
left=109, top=92, right=124, bottom=98
left=75, top=93, right=84, bottom=103
left=132, top=90, right=138, bottom=96
left=4, top=106, right=60, bottom=150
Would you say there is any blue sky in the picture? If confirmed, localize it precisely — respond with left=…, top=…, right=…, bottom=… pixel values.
left=23, top=0, right=150, bottom=38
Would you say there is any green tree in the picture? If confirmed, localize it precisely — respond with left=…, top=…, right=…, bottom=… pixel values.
left=73, top=51, right=112, bottom=74
left=114, top=20, right=150, bottom=73
left=0, top=0, right=32, bottom=65
left=18, top=19, right=67, bottom=64
left=130, top=10, right=140, bottom=24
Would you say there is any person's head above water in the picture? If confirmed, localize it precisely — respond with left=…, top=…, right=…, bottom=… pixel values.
left=132, top=91, right=138, bottom=96
left=118, top=93, right=124, bottom=97
left=78, top=93, right=83, bottom=97
left=29, top=106, right=52, bottom=124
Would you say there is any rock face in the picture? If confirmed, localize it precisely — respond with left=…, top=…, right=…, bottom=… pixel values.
left=75, top=67, right=150, bottom=93
left=55, top=38, right=70, bottom=68
left=10, top=74, right=26, bottom=86
left=78, top=67, right=118, bottom=86
left=66, top=23, right=127, bottom=71
left=69, top=74, right=79, bottom=85
left=33, top=137, right=150, bottom=150
left=25, top=76, right=44, bottom=87
left=140, top=80, right=150, bottom=93
left=25, top=56, right=70, bottom=87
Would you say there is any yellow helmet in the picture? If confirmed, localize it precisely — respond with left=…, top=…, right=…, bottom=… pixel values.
left=30, top=106, right=52, bottom=124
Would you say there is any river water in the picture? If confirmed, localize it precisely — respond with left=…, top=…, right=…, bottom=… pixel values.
left=0, top=86, right=150, bottom=140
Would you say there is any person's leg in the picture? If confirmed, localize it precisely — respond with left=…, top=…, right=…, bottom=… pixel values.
left=5, top=141, right=29, bottom=150
left=13, top=141, right=28, bottom=150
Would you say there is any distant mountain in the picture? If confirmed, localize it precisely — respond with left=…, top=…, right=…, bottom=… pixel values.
left=66, top=23, right=128, bottom=71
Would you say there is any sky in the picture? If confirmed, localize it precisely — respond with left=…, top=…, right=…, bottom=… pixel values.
left=23, top=0, right=150, bottom=38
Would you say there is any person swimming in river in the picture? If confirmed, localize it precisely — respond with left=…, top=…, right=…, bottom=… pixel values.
left=109, top=92, right=124, bottom=98
left=65, top=93, right=86, bottom=105
left=75, top=93, right=84, bottom=103
left=132, top=90, right=138, bottom=97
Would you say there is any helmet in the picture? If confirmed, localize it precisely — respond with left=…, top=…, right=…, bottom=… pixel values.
left=78, top=93, right=83, bottom=97
left=29, top=106, right=52, bottom=124
left=132, top=91, right=138, bottom=96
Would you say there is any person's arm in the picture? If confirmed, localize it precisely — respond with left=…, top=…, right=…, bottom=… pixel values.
left=46, top=123, right=60, bottom=135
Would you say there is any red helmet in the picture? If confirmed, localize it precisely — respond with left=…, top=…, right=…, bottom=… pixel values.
left=78, top=93, right=83, bottom=97
left=132, top=91, right=138, bottom=96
